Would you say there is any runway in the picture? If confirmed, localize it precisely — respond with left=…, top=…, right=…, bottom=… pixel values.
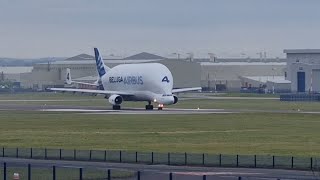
left=0, top=103, right=319, bottom=115
left=0, top=157, right=318, bottom=180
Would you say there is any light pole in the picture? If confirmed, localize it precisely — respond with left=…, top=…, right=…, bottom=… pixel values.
left=186, top=53, right=194, bottom=62
left=272, top=66, right=276, bottom=94
left=257, top=52, right=263, bottom=62
left=172, top=53, right=180, bottom=60
left=208, top=53, right=216, bottom=62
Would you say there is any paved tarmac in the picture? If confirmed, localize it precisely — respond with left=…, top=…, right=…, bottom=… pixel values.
left=0, top=103, right=318, bottom=115
left=0, top=157, right=319, bottom=180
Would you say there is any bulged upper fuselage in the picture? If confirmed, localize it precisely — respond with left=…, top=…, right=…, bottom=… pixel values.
left=101, top=63, right=175, bottom=105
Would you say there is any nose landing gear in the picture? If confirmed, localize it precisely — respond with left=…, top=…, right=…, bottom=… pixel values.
left=158, top=104, right=164, bottom=110
left=145, top=101, right=164, bottom=110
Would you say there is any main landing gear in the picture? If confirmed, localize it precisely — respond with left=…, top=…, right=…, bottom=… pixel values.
left=112, top=105, right=121, bottom=110
left=145, top=101, right=153, bottom=110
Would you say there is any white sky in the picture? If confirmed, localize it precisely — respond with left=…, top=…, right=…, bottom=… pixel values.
left=0, top=0, right=320, bottom=58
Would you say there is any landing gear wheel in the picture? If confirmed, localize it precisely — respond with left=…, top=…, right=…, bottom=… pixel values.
left=145, top=105, right=154, bottom=110
left=158, top=107, right=163, bottom=110
left=112, top=105, right=121, bottom=110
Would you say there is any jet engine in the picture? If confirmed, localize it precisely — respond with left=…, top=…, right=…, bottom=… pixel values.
left=108, top=94, right=123, bottom=105
left=173, top=95, right=178, bottom=104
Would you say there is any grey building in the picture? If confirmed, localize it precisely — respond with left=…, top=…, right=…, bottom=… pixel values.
left=21, top=53, right=201, bottom=90
left=19, top=51, right=292, bottom=92
left=284, top=49, right=320, bottom=93
left=200, top=62, right=286, bottom=91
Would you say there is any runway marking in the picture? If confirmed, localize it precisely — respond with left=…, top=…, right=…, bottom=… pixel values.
left=301, top=112, right=320, bottom=114
left=0, top=99, right=98, bottom=102
left=39, top=108, right=237, bottom=114
left=85, top=111, right=236, bottom=115
left=167, top=108, right=225, bottom=111
left=41, top=109, right=111, bottom=112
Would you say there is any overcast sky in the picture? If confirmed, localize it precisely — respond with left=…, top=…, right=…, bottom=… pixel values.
left=0, top=0, right=320, bottom=58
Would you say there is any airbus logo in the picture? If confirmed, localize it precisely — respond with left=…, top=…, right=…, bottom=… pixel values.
left=162, top=76, right=170, bottom=83
left=109, top=76, right=143, bottom=85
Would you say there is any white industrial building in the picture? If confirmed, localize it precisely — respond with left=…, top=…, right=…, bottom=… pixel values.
left=201, top=62, right=286, bottom=91
left=239, top=76, right=291, bottom=93
left=0, top=67, right=33, bottom=82
left=17, top=51, right=291, bottom=92
left=20, top=53, right=201, bottom=90
left=13, top=49, right=320, bottom=94
left=284, top=49, right=320, bottom=93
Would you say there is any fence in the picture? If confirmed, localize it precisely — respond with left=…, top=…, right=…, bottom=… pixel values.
left=0, top=147, right=319, bottom=171
left=0, top=162, right=285, bottom=180
left=280, top=93, right=320, bottom=101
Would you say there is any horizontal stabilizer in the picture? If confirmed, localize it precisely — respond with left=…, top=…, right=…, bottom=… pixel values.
left=48, top=88, right=134, bottom=96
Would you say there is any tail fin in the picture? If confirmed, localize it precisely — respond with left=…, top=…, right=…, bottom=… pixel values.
left=65, top=68, right=72, bottom=85
left=94, top=48, right=107, bottom=77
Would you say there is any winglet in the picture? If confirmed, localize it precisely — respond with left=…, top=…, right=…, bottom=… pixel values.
left=65, top=68, right=72, bottom=85
left=94, top=48, right=107, bottom=77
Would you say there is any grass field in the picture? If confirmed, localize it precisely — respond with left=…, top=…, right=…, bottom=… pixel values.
left=0, top=110, right=320, bottom=157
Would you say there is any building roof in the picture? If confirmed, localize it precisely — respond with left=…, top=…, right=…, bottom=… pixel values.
left=38, top=59, right=161, bottom=65
left=242, top=76, right=291, bottom=84
left=284, top=49, right=320, bottom=54
left=124, top=52, right=165, bottom=60
left=65, top=54, right=94, bottom=61
left=60, top=52, right=165, bottom=62
left=201, top=62, right=286, bottom=66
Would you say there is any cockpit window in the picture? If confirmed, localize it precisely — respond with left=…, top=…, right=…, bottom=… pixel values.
left=162, top=94, right=173, bottom=97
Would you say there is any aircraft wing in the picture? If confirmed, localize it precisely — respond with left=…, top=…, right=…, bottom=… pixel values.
left=48, top=88, right=134, bottom=96
left=172, top=87, right=202, bottom=93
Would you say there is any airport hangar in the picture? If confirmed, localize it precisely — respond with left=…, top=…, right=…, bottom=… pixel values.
left=284, top=49, right=320, bottom=93
left=17, top=49, right=320, bottom=93
left=19, top=52, right=287, bottom=92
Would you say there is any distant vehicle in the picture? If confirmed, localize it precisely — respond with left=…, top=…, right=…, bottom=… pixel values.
left=49, top=48, right=201, bottom=110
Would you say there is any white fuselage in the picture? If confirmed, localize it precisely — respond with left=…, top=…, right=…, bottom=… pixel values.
left=101, top=63, right=175, bottom=105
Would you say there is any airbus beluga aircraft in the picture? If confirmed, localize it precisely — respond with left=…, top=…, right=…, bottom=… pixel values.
left=49, top=48, right=201, bottom=110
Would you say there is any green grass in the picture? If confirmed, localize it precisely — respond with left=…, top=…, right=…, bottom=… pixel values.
left=0, top=111, right=320, bottom=157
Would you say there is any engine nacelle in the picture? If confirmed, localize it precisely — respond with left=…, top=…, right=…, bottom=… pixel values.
left=108, top=94, right=123, bottom=105
left=173, top=95, right=178, bottom=104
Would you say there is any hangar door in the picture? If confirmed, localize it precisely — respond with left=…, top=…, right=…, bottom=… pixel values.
left=312, top=70, right=320, bottom=92
left=297, top=72, right=305, bottom=92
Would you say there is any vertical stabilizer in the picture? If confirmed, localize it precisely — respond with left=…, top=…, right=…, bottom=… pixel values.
left=94, top=48, right=107, bottom=77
